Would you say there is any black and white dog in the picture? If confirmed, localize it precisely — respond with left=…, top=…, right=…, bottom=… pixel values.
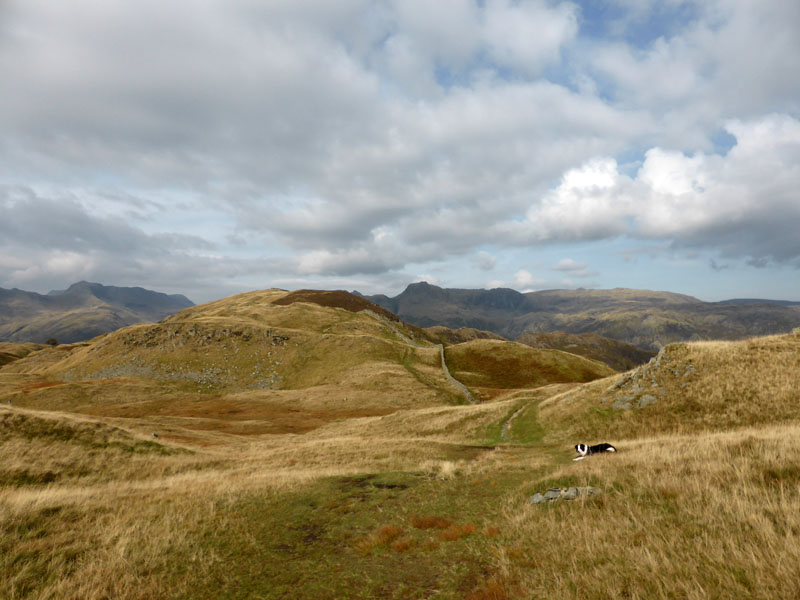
left=573, top=443, right=617, bottom=461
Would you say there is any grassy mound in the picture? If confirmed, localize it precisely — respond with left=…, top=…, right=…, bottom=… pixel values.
left=516, top=331, right=655, bottom=371
left=424, top=326, right=506, bottom=346
left=272, top=289, right=401, bottom=321
left=444, top=339, right=614, bottom=399
left=538, top=331, right=800, bottom=441
left=0, top=342, right=45, bottom=367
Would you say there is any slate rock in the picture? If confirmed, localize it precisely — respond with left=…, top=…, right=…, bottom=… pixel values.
left=638, top=394, right=657, bottom=408
left=612, top=395, right=634, bottom=410
left=529, top=486, right=601, bottom=505
left=543, top=488, right=562, bottom=501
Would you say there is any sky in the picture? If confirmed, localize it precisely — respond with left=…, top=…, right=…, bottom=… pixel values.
left=1, top=0, right=799, bottom=304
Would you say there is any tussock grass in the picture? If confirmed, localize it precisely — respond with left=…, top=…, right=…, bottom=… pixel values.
left=0, top=343, right=45, bottom=367
left=539, top=333, right=800, bottom=441
left=489, top=423, right=800, bottom=599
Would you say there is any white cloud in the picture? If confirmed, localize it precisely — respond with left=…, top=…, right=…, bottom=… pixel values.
left=522, top=114, right=800, bottom=265
left=514, top=269, right=545, bottom=291
left=484, top=0, right=578, bottom=75
left=552, top=259, right=594, bottom=278
left=523, top=157, right=632, bottom=241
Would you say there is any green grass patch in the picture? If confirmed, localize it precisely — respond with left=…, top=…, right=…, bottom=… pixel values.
left=506, top=401, right=547, bottom=445
left=171, top=469, right=530, bottom=600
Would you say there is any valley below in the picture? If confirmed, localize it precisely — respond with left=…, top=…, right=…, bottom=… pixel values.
left=3, top=288, right=800, bottom=599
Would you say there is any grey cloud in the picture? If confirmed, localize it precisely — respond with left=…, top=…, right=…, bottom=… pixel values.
left=0, top=187, right=211, bottom=254
left=476, top=252, right=497, bottom=271
left=1, top=0, right=798, bottom=293
left=0, top=186, right=272, bottom=301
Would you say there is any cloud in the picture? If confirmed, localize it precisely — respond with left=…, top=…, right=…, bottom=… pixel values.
left=0, top=1, right=798, bottom=300
left=514, top=269, right=545, bottom=291
left=586, top=0, right=800, bottom=148
left=0, top=186, right=275, bottom=300
left=521, top=114, right=800, bottom=267
left=483, top=0, right=578, bottom=76
left=552, top=259, right=594, bottom=278
left=476, top=252, right=498, bottom=271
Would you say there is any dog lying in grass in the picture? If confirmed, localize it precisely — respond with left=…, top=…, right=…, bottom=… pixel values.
left=573, top=443, right=617, bottom=461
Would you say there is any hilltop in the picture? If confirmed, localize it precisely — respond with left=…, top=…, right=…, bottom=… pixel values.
left=362, top=282, right=800, bottom=350
left=0, top=281, right=194, bottom=344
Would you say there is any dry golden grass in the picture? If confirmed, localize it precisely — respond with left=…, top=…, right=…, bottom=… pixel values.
left=539, top=332, right=800, bottom=442
left=3, top=292, right=800, bottom=600
left=0, top=343, right=45, bottom=367
left=445, top=339, right=614, bottom=401
left=490, top=423, right=800, bottom=599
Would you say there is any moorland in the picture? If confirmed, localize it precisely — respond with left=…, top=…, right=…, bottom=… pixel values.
left=2, top=288, right=800, bottom=599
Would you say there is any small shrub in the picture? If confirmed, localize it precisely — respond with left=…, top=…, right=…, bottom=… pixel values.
left=439, top=523, right=477, bottom=542
left=391, top=538, right=415, bottom=552
left=467, top=576, right=509, bottom=600
left=410, top=516, right=452, bottom=530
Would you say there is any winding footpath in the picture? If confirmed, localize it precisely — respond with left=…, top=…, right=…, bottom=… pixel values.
left=500, top=403, right=528, bottom=441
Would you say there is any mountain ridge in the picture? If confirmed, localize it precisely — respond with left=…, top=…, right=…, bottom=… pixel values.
left=0, top=281, right=194, bottom=344
left=361, top=282, right=800, bottom=351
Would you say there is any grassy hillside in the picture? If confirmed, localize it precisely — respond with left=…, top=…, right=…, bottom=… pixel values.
left=423, top=326, right=506, bottom=345
left=0, top=342, right=44, bottom=367
left=1, top=289, right=608, bottom=439
left=444, top=339, right=615, bottom=400
left=3, top=289, right=800, bottom=599
left=537, top=331, right=800, bottom=441
left=0, top=289, right=468, bottom=438
left=516, top=331, right=656, bottom=371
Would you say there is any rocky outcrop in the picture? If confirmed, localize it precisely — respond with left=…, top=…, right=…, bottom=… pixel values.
left=530, top=486, right=600, bottom=504
left=602, top=344, right=698, bottom=410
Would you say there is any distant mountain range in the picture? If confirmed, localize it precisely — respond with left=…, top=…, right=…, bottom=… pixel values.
left=4, top=279, right=799, bottom=353
left=0, top=281, right=194, bottom=344
left=361, top=282, right=800, bottom=351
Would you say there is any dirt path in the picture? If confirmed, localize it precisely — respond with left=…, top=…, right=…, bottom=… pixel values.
left=500, top=403, right=528, bottom=441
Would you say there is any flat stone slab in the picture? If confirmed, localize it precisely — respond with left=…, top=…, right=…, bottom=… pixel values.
left=530, top=486, right=599, bottom=504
